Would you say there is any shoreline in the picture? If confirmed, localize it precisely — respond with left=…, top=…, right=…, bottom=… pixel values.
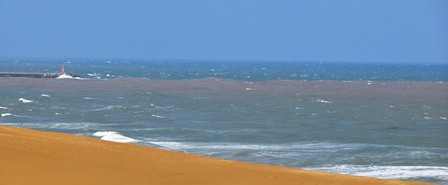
left=0, top=126, right=431, bottom=185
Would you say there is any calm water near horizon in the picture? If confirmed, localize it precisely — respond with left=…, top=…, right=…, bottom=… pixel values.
left=1, top=58, right=447, bottom=184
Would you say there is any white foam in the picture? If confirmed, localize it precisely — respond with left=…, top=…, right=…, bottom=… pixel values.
left=316, top=99, right=332, bottom=104
left=87, top=73, right=101, bottom=79
left=93, top=131, right=139, bottom=143
left=152, top=114, right=165, bottom=118
left=307, top=165, right=448, bottom=180
left=0, top=106, right=9, bottom=109
left=136, top=140, right=448, bottom=182
left=41, top=94, right=51, bottom=97
left=1, top=113, right=15, bottom=117
left=56, top=74, right=74, bottom=79
left=148, top=141, right=324, bottom=151
left=146, top=141, right=439, bottom=156
left=56, top=74, right=82, bottom=79
left=18, top=98, right=33, bottom=103
left=91, top=105, right=121, bottom=111
left=150, top=141, right=184, bottom=149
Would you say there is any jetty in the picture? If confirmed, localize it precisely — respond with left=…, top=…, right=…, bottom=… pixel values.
left=0, top=66, right=82, bottom=78
left=0, top=72, right=61, bottom=78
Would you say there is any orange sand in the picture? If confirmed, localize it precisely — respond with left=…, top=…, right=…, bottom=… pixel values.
left=0, top=126, right=431, bottom=185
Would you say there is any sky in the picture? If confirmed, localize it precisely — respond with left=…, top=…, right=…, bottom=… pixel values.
left=0, top=0, right=447, bottom=63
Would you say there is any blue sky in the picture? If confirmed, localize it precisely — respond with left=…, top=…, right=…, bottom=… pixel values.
left=0, top=0, right=447, bottom=63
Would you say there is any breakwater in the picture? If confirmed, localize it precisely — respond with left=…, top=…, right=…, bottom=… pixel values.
left=0, top=72, right=60, bottom=78
left=0, top=72, right=82, bottom=78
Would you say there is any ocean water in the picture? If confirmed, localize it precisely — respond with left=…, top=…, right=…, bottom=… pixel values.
left=1, top=58, right=447, bottom=184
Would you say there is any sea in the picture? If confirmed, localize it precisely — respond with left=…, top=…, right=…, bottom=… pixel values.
left=1, top=58, right=447, bottom=184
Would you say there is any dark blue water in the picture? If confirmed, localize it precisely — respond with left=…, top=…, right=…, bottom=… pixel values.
left=2, top=58, right=447, bottom=81
left=1, top=58, right=447, bottom=184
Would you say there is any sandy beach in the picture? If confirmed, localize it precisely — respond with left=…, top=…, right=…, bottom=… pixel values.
left=0, top=126, right=430, bottom=185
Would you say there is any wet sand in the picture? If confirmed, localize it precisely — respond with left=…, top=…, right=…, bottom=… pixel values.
left=0, top=126, right=430, bottom=185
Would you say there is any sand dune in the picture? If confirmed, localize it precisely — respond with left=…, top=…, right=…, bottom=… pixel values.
left=0, top=126, right=430, bottom=185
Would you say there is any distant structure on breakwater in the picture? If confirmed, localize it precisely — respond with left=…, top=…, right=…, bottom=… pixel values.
left=0, top=66, right=82, bottom=78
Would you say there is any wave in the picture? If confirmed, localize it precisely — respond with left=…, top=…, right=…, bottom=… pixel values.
left=82, top=97, right=103, bottom=100
left=93, top=131, right=140, bottom=143
left=146, top=141, right=446, bottom=153
left=147, top=140, right=448, bottom=182
left=146, top=140, right=448, bottom=182
left=307, top=165, right=448, bottom=181
left=18, top=98, right=33, bottom=103
left=56, top=74, right=83, bottom=79
left=151, top=114, right=165, bottom=118
left=90, top=105, right=122, bottom=111
left=1, top=113, right=16, bottom=117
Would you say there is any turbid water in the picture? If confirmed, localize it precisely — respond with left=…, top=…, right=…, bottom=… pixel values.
left=1, top=58, right=447, bottom=184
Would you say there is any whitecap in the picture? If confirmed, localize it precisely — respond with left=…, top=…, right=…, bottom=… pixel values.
left=1, top=113, right=15, bottom=117
left=18, top=98, right=33, bottom=103
left=0, top=106, right=9, bottom=109
left=152, top=114, right=165, bottom=118
left=41, top=94, right=51, bottom=97
left=91, top=105, right=121, bottom=111
left=93, top=131, right=139, bottom=143
left=316, top=99, right=332, bottom=104
left=87, top=73, right=101, bottom=79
